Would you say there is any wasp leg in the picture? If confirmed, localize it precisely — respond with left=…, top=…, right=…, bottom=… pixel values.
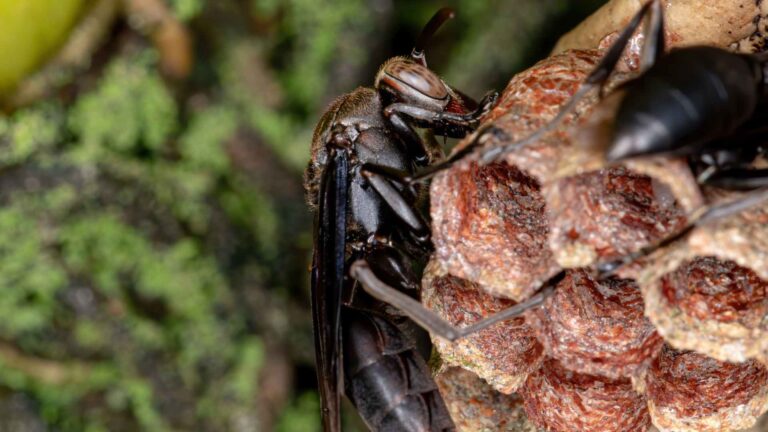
left=697, top=186, right=768, bottom=222
left=695, top=108, right=768, bottom=182
left=386, top=105, right=473, bottom=141
left=385, top=91, right=498, bottom=136
left=478, top=0, right=663, bottom=164
left=705, top=168, right=768, bottom=189
left=386, top=112, right=432, bottom=166
left=638, top=0, right=665, bottom=73
left=359, top=165, right=430, bottom=244
left=407, top=125, right=509, bottom=184
left=597, top=186, right=768, bottom=277
left=350, top=260, right=560, bottom=342
left=381, top=100, right=489, bottom=168
left=697, top=147, right=761, bottom=182
left=365, top=244, right=422, bottom=294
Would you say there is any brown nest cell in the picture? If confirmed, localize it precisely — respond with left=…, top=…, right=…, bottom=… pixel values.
left=545, top=165, right=694, bottom=268
left=430, top=161, right=560, bottom=301
left=525, top=269, right=663, bottom=379
left=645, top=345, right=768, bottom=432
left=643, top=256, right=768, bottom=364
left=421, top=259, right=543, bottom=394
left=435, top=367, right=542, bottom=432
left=520, top=357, right=650, bottom=432
left=639, top=196, right=768, bottom=363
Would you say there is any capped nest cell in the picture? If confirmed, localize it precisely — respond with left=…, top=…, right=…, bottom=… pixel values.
left=645, top=345, right=768, bottom=432
left=520, top=357, right=651, bottom=432
left=430, top=161, right=559, bottom=300
left=435, top=367, right=542, bottom=432
left=525, top=269, right=663, bottom=379
left=421, top=259, right=543, bottom=394
left=639, top=196, right=768, bottom=363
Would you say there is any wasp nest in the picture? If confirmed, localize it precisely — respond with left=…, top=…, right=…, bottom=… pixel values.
left=422, top=0, right=768, bottom=430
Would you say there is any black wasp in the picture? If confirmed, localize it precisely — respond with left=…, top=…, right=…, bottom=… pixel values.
left=304, top=8, right=550, bottom=432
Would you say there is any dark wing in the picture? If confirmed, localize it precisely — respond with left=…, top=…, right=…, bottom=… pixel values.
left=312, top=149, right=349, bottom=432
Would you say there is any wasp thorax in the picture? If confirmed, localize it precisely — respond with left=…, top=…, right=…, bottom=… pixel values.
left=376, top=57, right=449, bottom=110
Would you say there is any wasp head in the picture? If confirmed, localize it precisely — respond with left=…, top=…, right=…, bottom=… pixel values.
left=374, top=57, right=452, bottom=111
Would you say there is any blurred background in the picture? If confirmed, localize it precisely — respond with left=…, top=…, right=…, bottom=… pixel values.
left=0, top=0, right=602, bottom=430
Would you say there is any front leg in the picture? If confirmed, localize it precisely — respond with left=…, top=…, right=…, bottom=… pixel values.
left=705, top=168, right=768, bottom=189
left=385, top=90, right=498, bottom=138
left=385, top=112, right=431, bottom=166
left=408, top=124, right=509, bottom=184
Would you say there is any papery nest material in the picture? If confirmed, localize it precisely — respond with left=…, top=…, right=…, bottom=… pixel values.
left=421, top=259, right=543, bottom=394
left=645, top=345, right=768, bottom=432
left=638, top=190, right=768, bottom=363
left=525, top=269, right=663, bottom=379
left=435, top=367, right=543, bottom=432
left=520, top=357, right=651, bottom=432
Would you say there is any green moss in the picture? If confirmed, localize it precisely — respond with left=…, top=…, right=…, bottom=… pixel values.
left=60, top=214, right=151, bottom=296
left=168, top=0, right=204, bottom=21
left=0, top=103, right=64, bottom=167
left=145, top=163, right=214, bottom=233
left=247, top=106, right=308, bottom=171
left=281, top=0, right=369, bottom=112
left=179, top=105, right=237, bottom=173
left=226, top=337, right=264, bottom=402
left=59, top=212, right=230, bottom=322
left=124, top=378, right=168, bottom=431
left=68, top=53, right=178, bottom=160
left=220, top=178, right=280, bottom=259
left=0, top=208, right=67, bottom=336
left=126, top=319, right=166, bottom=351
left=276, top=391, right=322, bottom=432
left=74, top=320, right=107, bottom=349
left=250, top=0, right=280, bottom=16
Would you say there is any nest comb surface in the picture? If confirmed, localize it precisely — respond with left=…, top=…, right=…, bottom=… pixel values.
left=423, top=1, right=768, bottom=431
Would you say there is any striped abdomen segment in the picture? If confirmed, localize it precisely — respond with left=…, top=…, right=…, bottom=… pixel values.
left=343, top=309, right=455, bottom=432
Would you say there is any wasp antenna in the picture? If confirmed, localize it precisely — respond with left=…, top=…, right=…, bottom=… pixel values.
left=411, top=7, right=455, bottom=66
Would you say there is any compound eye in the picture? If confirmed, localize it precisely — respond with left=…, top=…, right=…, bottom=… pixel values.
left=386, top=61, right=448, bottom=100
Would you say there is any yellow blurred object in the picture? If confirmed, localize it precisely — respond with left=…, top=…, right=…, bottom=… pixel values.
left=0, top=0, right=85, bottom=94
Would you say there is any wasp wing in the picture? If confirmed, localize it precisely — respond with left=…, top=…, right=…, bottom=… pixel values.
left=312, top=150, right=348, bottom=432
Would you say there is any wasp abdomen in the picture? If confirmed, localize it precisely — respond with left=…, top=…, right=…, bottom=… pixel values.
left=343, top=310, right=454, bottom=432
left=609, top=47, right=759, bottom=160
